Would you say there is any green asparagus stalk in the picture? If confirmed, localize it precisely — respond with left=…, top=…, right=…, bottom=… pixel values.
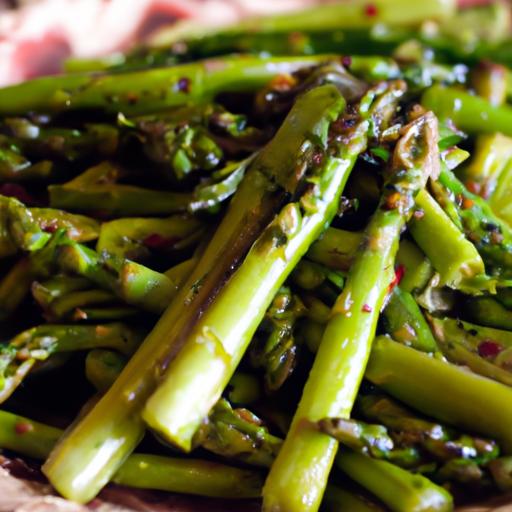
left=422, top=85, right=512, bottom=137
left=195, top=398, right=283, bottom=467
left=366, top=336, right=512, bottom=453
left=86, top=349, right=128, bottom=393
left=335, top=450, right=453, bottom=512
left=263, top=106, right=437, bottom=512
left=250, top=287, right=306, bottom=391
left=382, top=286, right=438, bottom=353
left=428, top=315, right=512, bottom=384
left=409, top=190, right=485, bottom=291
left=323, top=485, right=386, bottom=512
left=429, top=166, right=512, bottom=279
left=43, top=83, right=349, bottom=503
left=463, top=297, right=512, bottom=331
left=2, top=118, right=119, bottom=162
left=96, top=215, right=202, bottom=260
left=142, top=83, right=354, bottom=450
left=0, top=323, right=143, bottom=403
left=460, top=132, right=512, bottom=199
left=318, top=417, right=394, bottom=458
left=488, top=158, right=512, bottom=228
left=48, top=162, right=192, bottom=216
left=0, top=55, right=333, bottom=115
left=227, top=372, right=261, bottom=405
left=0, top=409, right=263, bottom=498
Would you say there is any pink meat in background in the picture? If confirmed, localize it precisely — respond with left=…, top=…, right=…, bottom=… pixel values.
left=0, top=0, right=498, bottom=86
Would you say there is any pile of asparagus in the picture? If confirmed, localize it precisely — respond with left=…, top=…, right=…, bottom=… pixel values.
left=3, top=0, right=512, bottom=510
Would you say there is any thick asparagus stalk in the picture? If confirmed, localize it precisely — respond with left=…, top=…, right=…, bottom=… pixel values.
left=142, top=83, right=353, bottom=450
left=0, top=409, right=263, bottom=498
left=366, top=336, right=512, bottom=453
left=422, top=85, right=512, bottom=137
left=0, top=323, right=142, bottom=403
left=263, top=107, right=437, bottom=512
left=335, top=450, right=453, bottom=512
left=0, top=55, right=332, bottom=115
left=43, top=84, right=349, bottom=503
left=462, top=297, right=512, bottom=331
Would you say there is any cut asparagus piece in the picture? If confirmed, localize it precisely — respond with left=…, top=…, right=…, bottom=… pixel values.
left=0, top=55, right=332, bottom=115
left=263, top=104, right=436, bottom=512
left=335, top=450, right=453, bottom=512
left=366, top=336, right=512, bottom=453
left=0, top=323, right=143, bottom=403
left=0, top=409, right=263, bottom=498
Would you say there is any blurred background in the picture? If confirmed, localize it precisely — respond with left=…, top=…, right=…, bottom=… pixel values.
left=0, top=0, right=500, bottom=85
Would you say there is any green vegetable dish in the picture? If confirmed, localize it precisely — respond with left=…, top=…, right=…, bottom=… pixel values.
left=3, top=0, right=512, bottom=510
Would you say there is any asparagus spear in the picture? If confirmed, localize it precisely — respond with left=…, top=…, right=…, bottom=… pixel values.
left=429, top=166, right=512, bottom=279
left=0, top=409, right=263, bottom=498
left=49, top=162, right=192, bottom=216
left=0, top=55, right=333, bottom=115
left=263, top=107, right=437, bottom=512
left=409, top=190, right=485, bottom=291
left=335, top=450, right=453, bottom=512
left=0, top=323, right=142, bottom=403
left=463, top=297, right=512, bottom=331
left=366, top=336, right=512, bottom=453
left=43, top=83, right=349, bottom=503
left=250, top=287, right=306, bottom=391
left=460, top=132, right=512, bottom=199
left=422, top=85, right=512, bottom=137
left=323, top=485, right=386, bottom=512
left=488, top=158, right=512, bottom=228
left=142, top=83, right=353, bottom=450
left=86, top=349, right=128, bottom=393
left=96, top=215, right=202, bottom=260
left=0, top=257, right=35, bottom=320
left=195, top=398, right=283, bottom=467
left=382, top=286, right=438, bottom=353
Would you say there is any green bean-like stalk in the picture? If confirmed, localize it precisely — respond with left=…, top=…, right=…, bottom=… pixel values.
left=0, top=55, right=333, bottom=115
left=43, top=83, right=350, bottom=503
left=366, top=336, right=512, bottom=453
left=335, top=450, right=453, bottom=512
left=263, top=107, right=438, bottom=512
left=0, top=323, right=142, bottom=403
left=0, top=409, right=263, bottom=499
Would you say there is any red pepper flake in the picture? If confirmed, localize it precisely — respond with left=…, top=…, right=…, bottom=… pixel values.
left=15, top=422, right=34, bottom=435
left=466, top=180, right=481, bottom=195
left=462, top=197, right=474, bottom=210
left=269, top=73, right=297, bottom=92
left=478, top=340, right=503, bottom=358
left=362, top=304, right=373, bottom=313
left=364, top=3, right=378, bottom=17
left=143, top=234, right=179, bottom=250
left=413, top=209, right=425, bottom=220
left=176, top=77, right=191, bottom=93
left=388, top=264, right=406, bottom=293
left=341, top=56, right=352, bottom=68
left=40, top=219, right=58, bottom=233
